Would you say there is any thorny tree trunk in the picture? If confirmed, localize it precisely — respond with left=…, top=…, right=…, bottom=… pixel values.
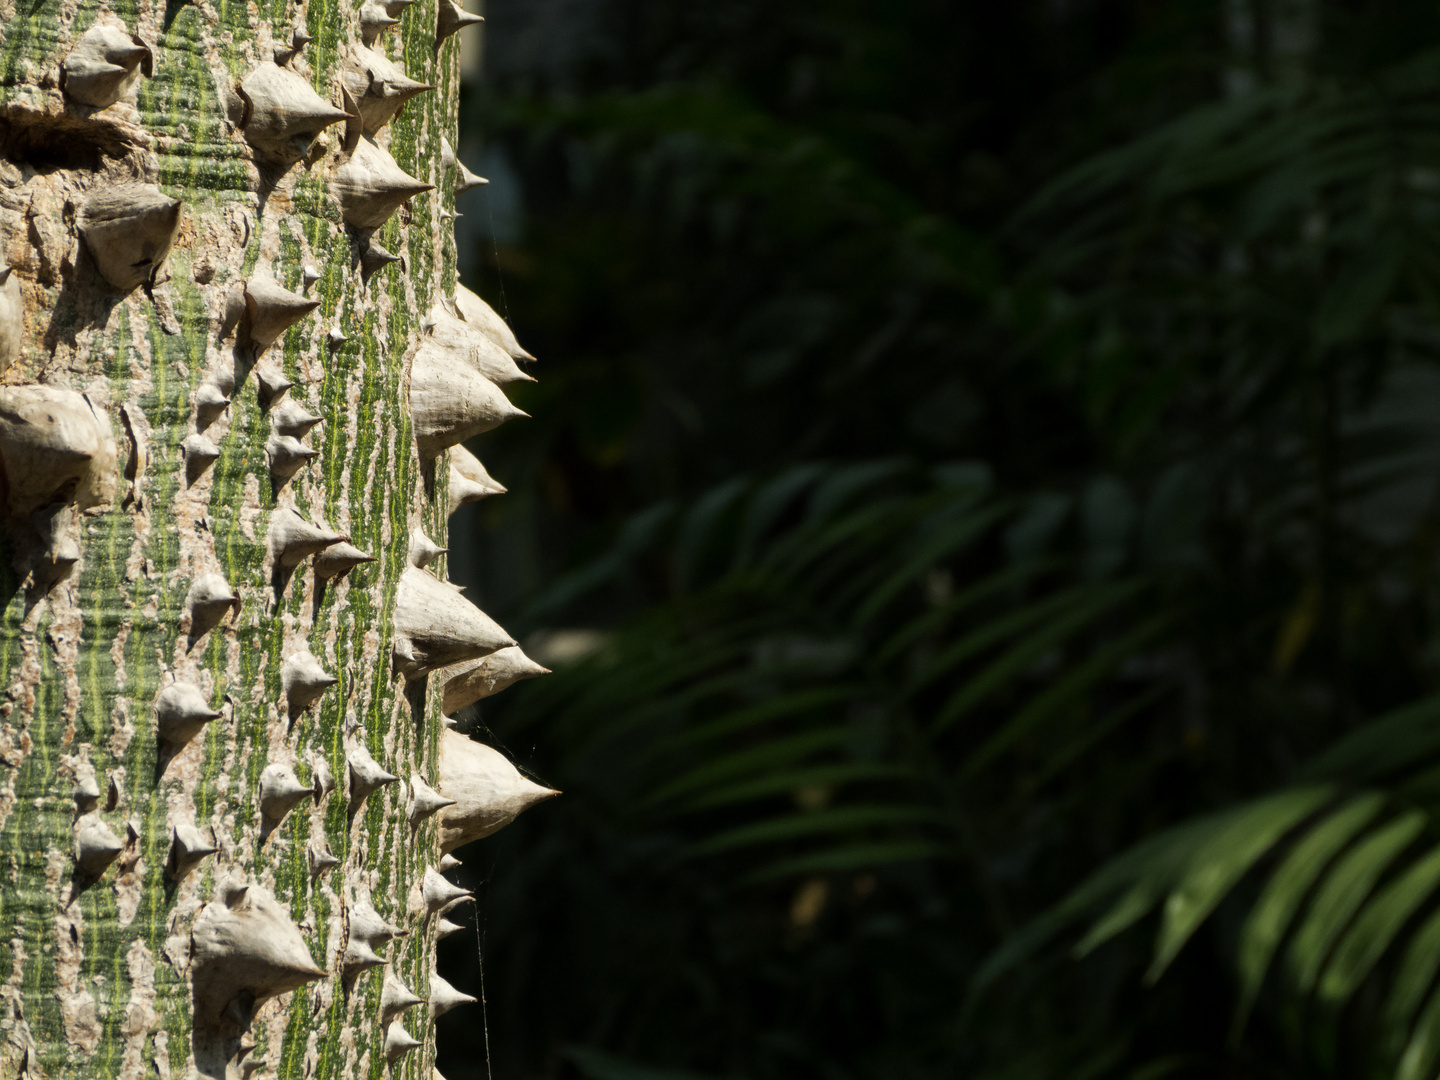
left=0, top=0, right=553, bottom=1077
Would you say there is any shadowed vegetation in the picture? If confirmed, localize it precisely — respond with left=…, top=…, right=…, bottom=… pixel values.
left=439, top=2, right=1440, bottom=1077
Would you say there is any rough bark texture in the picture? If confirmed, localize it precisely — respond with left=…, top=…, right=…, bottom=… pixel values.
left=0, top=0, right=498, bottom=1075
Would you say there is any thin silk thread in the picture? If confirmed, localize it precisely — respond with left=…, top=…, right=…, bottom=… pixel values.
left=486, top=192, right=513, bottom=323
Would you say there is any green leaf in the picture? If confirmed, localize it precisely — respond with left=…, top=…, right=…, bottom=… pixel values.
left=744, top=840, right=950, bottom=882
left=906, top=583, right=1104, bottom=695
left=1285, top=809, right=1427, bottom=998
left=824, top=501, right=992, bottom=618
left=930, top=581, right=1146, bottom=735
left=1074, top=881, right=1163, bottom=960
left=555, top=630, right=770, bottom=750
left=523, top=500, right=679, bottom=620
left=846, top=506, right=1008, bottom=626
left=677, top=763, right=910, bottom=812
left=675, top=477, right=753, bottom=589
left=872, top=559, right=1051, bottom=668
left=690, top=804, right=941, bottom=856
left=761, top=496, right=919, bottom=583
left=1299, top=695, right=1440, bottom=784
left=1398, top=982, right=1440, bottom=1080
left=965, top=614, right=1171, bottom=778
left=656, top=685, right=862, bottom=755
left=1145, top=785, right=1336, bottom=984
left=806, top=459, right=911, bottom=522
left=975, top=816, right=1221, bottom=989
left=1230, top=792, right=1388, bottom=1040
left=643, top=728, right=857, bottom=807
left=1030, top=685, right=1168, bottom=788
left=1126, top=1058, right=1192, bottom=1080
left=1318, top=842, right=1440, bottom=1011
left=1381, top=905, right=1440, bottom=1061
left=729, top=465, right=827, bottom=570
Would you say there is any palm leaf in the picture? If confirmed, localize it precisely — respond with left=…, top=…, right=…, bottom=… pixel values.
left=676, top=763, right=912, bottom=813
left=930, top=581, right=1147, bottom=735
left=1000, top=722, right=1440, bottom=1076
left=1144, top=785, right=1337, bottom=985
left=1317, top=842, right=1440, bottom=1011
left=1382, top=907, right=1440, bottom=1061
left=643, top=728, right=861, bottom=808
left=689, top=804, right=944, bottom=856
left=964, top=614, right=1171, bottom=777
left=1231, top=793, right=1389, bottom=1039
left=1400, top=986, right=1440, bottom=1080
left=1284, top=809, right=1427, bottom=1000
left=657, top=685, right=865, bottom=756
left=872, top=560, right=1054, bottom=668
left=744, top=841, right=952, bottom=883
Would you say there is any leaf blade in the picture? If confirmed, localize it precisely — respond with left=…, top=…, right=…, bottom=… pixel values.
left=1145, top=785, right=1336, bottom=985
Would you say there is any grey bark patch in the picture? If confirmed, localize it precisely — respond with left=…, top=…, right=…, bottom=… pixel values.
left=446, top=444, right=506, bottom=516
left=436, top=729, right=559, bottom=853
left=242, top=275, right=320, bottom=350
left=330, top=136, right=431, bottom=232
left=427, top=972, right=475, bottom=1017
left=257, top=764, right=312, bottom=838
left=280, top=649, right=337, bottom=718
left=341, top=46, right=433, bottom=135
left=345, top=745, right=397, bottom=817
left=73, top=811, right=123, bottom=878
left=0, top=385, right=117, bottom=516
left=189, top=882, right=325, bottom=1079
left=60, top=21, right=152, bottom=110
left=0, top=267, right=22, bottom=373
left=76, top=183, right=182, bottom=293
left=409, top=344, right=526, bottom=459
left=237, top=64, right=350, bottom=169
left=439, top=645, right=549, bottom=714
left=434, top=0, right=483, bottom=49
left=392, top=565, right=514, bottom=679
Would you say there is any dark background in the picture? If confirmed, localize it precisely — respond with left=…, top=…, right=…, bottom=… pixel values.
left=435, top=2, right=1440, bottom=1078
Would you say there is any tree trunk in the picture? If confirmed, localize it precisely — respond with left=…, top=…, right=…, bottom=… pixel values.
left=0, top=0, right=534, bottom=1076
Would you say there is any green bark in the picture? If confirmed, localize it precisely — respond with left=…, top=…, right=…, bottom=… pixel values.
left=0, top=0, right=480, bottom=1075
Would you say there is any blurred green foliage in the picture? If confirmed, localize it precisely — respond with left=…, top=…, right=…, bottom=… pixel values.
left=437, top=1, right=1440, bottom=1078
